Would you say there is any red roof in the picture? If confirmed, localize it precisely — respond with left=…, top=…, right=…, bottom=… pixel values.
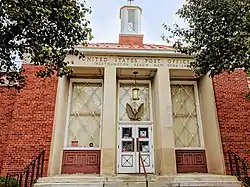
left=83, top=43, right=174, bottom=50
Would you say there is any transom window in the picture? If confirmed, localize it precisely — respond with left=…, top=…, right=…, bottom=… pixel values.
left=119, top=82, right=151, bottom=122
left=66, top=80, right=103, bottom=149
left=171, top=81, right=202, bottom=148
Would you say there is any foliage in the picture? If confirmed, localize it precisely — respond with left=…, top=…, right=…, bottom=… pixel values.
left=245, top=89, right=250, bottom=100
left=0, top=176, right=18, bottom=187
left=164, top=0, right=250, bottom=77
left=247, top=71, right=250, bottom=77
left=0, top=0, right=92, bottom=90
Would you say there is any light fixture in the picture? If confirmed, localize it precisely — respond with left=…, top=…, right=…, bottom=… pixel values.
left=132, top=71, right=140, bottom=100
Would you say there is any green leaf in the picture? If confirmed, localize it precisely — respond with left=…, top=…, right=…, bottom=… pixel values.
left=164, top=0, right=250, bottom=76
left=0, top=0, right=92, bottom=90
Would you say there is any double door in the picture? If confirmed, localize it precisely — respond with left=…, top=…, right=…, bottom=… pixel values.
left=117, top=124, right=154, bottom=173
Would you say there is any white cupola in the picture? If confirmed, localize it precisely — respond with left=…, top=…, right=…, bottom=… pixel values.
left=120, top=6, right=142, bottom=35
left=119, top=3, right=144, bottom=45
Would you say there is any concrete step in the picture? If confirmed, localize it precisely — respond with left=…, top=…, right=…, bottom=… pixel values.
left=34, top=173, right=242, bottom=187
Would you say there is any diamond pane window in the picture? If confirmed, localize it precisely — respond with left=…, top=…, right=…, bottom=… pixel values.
left=67, top=82, right=103, bottom=148
left=171, top=84, right=201, bottom=148
left=119, top=83, right=150, bottom=121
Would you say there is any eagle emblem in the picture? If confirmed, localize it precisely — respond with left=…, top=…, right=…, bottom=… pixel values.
left=126, top=103, right=144, bottom=121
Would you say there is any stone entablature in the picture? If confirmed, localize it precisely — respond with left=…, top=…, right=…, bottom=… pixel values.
left=66, top=55, right=192, bottom=69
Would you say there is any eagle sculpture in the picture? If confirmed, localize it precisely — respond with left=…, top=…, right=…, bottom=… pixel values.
left=126, top=103, right=144, bottom=121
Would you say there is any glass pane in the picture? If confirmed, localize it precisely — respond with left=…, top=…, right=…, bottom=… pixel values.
left=122, top=127, right=132, bottom=138
left=138, top=128, right=148, bottom=138
left=141, top=154, right=150, bottom=167
left=122, top=141, right=134, bottom=152
left=67, top=82, right=103, bottom=148
left=119, top=83, right=150, bottom=121
left=128, top=9, right=135, bottom=32
left=138, top=141, right=149, bottom=152
left=171, top=84, right=201, bottom=148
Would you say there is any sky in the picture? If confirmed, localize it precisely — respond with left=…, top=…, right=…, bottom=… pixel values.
left=13, top=0, right=186, bottom=67
left=84, top=0, right=186, bottom=45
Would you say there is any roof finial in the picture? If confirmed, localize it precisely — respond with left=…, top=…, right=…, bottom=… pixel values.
left=128, top=0, right=134, bottom=6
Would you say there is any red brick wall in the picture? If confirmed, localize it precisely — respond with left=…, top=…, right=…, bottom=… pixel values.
left=119, top=34, right=144, bottom=45
left=0, top=88, right=17, bottom=173
left=213, top=70, right=250, bottom=165
left=0, top=64, right=58, bottom=176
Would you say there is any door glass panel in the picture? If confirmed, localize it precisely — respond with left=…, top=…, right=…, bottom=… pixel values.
left=121, top=155, right=134, bottom=167
left=122, top=127, right=132, bottom=138
left=122, top=141, right=134, bottom=152
left=138, top=128, right=148, bottom=138
left=118, top=125, right=154, bottom=173
left=138, top=141, right=149, bottom=152
left=141, top=155, right=150, bottom=167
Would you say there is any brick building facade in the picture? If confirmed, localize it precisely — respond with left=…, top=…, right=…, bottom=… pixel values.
left=213, top=70, right=250, bottom=166
left=0, top=65, right=249, bottom=177
left=0, top=64, right=58, bottom=176
left=0, top=4, right=249, bottom=187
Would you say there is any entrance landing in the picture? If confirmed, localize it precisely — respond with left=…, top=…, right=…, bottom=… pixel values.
left=35, top=173, right=242, bottom=187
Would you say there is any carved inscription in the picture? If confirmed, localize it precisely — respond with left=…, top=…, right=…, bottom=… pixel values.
left=68, top=56, right=191, bottom=68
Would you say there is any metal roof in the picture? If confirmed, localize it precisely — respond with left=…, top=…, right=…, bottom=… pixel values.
left=80, top=43, right=175, bottom=51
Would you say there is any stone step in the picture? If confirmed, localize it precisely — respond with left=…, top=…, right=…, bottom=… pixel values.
left=35, top=174, right=243, bottom=187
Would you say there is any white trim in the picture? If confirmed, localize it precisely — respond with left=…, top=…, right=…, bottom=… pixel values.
left=194, top=81, right=205, bottom=148
left=175, top=147, right=205, bottom=150
left=64, top=79, right=73, bottom=148
left=99, top=81, right=104, bottom=149
left=117, top=79, right=155, bottom=174
left=149, top=81, right=153, bottom=122
left=170, top=80, right=205, bottom=149
left=63, top=147, right=101, bottom=151
left=117, top=124, right=155, bottom=173
left=64, top=78, right=104, bottom=150
left=75, top=47, right=193, bottom=58
left=119, top=121, right=153, bottom=125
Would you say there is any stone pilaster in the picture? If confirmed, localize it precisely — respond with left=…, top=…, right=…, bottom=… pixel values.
left=198, top=75, right=226, bottom=174
left=101, top=67, right=117, bottom=176
left=48, top=76, right=69, bottom=176
left=153, top=68, right=177, bottom=175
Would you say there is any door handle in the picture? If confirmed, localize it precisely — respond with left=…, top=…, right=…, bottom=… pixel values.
left=132, top=138, right=135, bottom=152
left=136, top=138, right=139, bottom=152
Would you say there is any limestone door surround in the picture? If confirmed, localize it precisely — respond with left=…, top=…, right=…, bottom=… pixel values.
left=47, top=61, right=225, bottom=176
